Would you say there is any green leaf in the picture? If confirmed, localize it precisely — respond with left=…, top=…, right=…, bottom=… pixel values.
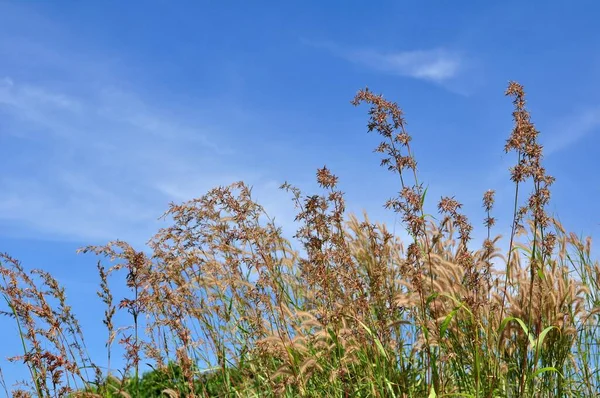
left=385, top=380, right=397, bottom=398
left=533, top=325, right=557, bottom=356
left=426, top=292, right=439, bottom=306
left=356, top=318, right=389, bottom=360
left=438, top=293, right=473, bottom=317
left=498, top=316, right=534, bottom=347
left=428, top=385, right=437, bottom=398
left=537, top=267, right=546, bottom=280
left=440, top=308, right=459, bottom=336
left=533, top=366, right=559, bottom=379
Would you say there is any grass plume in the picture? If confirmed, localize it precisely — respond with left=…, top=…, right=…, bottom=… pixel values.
left=0, top=82, right=598, bottom=397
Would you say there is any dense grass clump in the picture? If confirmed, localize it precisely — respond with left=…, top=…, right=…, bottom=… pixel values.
left=1, top=83, right=599, bottom=397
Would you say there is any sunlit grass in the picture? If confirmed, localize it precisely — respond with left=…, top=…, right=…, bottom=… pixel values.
left=1, top=83, right=598, bottom=397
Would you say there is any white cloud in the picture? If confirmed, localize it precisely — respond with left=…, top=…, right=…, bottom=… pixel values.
left=0, top=75, right=273, bottom=246
left=307, top=40, right=465, bottom=83
left=543, top=107, right=600, bottom=156
left=0, top=78, right=81, bottom=111
left=0, top=8, right=297, bottom=246
left=346, top=48, right=462, bottom=82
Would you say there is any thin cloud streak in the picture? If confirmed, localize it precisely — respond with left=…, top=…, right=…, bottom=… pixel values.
left=0, top=76, right=248, bottom=245
left=307, top=40, right=465, bottom=83
left=345, top=48, right=462, bottom=82
left=543, top=107, right=600, bottom=156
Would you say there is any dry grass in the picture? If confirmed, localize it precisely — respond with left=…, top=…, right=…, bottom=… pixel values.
left=1, top=82, right=599, bottom=397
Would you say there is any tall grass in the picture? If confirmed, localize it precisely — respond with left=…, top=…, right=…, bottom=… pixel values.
left=0, top=83, right=598, bottom=397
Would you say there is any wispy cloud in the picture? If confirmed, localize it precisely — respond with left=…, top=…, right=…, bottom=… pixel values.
left=0, top=75, right=298, bottom=246
left=307, top=40, right=466, bottom=83
left=0, top=31, right=288, bottom=247
left=0, top=0, right=311, bottom=247
left=543, top=107, right=600, bottom=156
left=344, top=48, right=462, bottom=82
left=0, top=78, right=221, bottom=244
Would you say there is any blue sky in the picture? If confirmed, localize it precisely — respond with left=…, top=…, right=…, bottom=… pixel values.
left=1, top=0, right=599, bottom=385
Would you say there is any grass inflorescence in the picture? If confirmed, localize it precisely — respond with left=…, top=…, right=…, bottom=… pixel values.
left=1, top=83, right=599, bottom=397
